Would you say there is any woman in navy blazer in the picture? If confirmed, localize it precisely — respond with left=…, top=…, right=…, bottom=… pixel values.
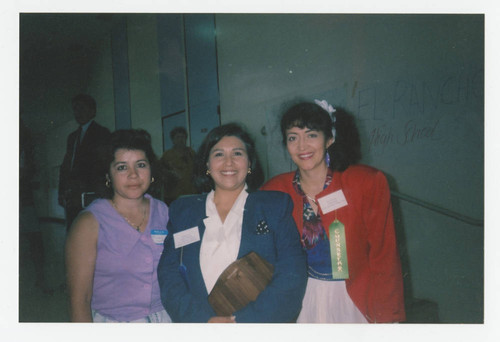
left=158, top=123, right=307, bottom=323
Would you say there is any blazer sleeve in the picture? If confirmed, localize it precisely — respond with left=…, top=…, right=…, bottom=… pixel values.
left=362, top=171, right=406, bottom=322
left=157, top=200, right=216, bottom=322
left=233, top=193, right=308, bottom=323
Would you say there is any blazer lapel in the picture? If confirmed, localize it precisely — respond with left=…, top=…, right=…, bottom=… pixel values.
left=238, top=193, right=258, bottom=258
left=194, top=194, right=208, bottom=238
left=188, top=194, right=209, bottom=296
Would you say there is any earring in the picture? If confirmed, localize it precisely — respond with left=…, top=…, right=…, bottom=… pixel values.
left=206, top=170, right=211, bottom=176
left=325, top=152, right=331, bottom=167
left=151, top=177, right=155, bottom=183
left=247, top=168, right=252, bottom=175
left=105, top=178, right=111, bottom=188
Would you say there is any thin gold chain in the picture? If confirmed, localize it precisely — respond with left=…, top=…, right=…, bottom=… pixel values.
left=111, top=201, right=146, bottom=231
left=304, top=193, right=318, bottom=205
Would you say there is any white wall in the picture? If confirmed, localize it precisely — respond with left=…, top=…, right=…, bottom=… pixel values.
left=127, top=14, right=164, bottom=158
left=87, top=34, right=116, bottom=133
left=31, top=14, right=164, bottom=220
left=215, top=14, right=483, bottom=323
left=33, top=31, right=115, bottom=219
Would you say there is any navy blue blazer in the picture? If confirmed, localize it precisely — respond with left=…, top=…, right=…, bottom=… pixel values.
left=158, top=190, right=307, bottom=323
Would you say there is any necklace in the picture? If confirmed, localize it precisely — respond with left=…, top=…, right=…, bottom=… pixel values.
left=112, top=200, right=146, bottom=231
left=304, top=193, right=318, bottom=206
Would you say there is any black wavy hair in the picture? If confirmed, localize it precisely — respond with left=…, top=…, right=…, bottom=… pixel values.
left=102, top=129, right=158, bottom=198
left=280, top=101, right=361, bottom=171
left=169, top=126, right=188, bottom=141
left=72, top=93, right=97, bottom=113
left=194, top=123, right=264, bottom=193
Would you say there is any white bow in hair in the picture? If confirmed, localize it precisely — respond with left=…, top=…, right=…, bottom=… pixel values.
left=314, top=99, right=336, bottom=117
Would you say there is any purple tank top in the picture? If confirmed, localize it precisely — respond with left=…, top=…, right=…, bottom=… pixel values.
left=86, top=194, right=169, bottom=321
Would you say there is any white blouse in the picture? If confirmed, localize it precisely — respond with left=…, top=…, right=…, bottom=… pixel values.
left=199, top=187, right=248, bottom=294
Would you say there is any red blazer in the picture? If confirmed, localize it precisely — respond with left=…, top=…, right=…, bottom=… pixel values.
left=261, top=164, right=406, bottom=322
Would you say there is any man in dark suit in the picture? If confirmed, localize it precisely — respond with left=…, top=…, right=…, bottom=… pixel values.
left=58, top=94, right=111, bottom=230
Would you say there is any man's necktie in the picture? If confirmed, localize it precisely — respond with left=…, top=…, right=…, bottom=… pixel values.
left=71, top=126, right=82, bottom=170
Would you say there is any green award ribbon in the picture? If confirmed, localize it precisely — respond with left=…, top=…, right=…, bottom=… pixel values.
left=328, top=219, right=349, bottom=279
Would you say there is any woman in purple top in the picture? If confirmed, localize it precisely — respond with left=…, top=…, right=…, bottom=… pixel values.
left=65, top=129, right=171, bottom=322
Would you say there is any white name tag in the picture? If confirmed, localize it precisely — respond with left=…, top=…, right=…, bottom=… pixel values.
left=151, top=229, right=168, bottom=245
left=317, top=190, right=348, bottom=214
left=173, top=227, right=200, bottom=248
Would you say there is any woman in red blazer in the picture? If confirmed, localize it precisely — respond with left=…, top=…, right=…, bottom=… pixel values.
left=261, top=100, right=405, bottom=323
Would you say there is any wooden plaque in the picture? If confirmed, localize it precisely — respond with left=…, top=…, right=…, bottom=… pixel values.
left=208, top=251, right=274, bottom=316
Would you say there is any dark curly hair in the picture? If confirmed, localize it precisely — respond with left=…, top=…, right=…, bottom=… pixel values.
left=169, top=126, right=187, bottom=141
left=101, top=129, right=158, bottom=198
left=280, top=101, right=361, bottom=171
left=194, top=123, right=264, bottom=193
left=72, top=94, right=96, bottom=113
